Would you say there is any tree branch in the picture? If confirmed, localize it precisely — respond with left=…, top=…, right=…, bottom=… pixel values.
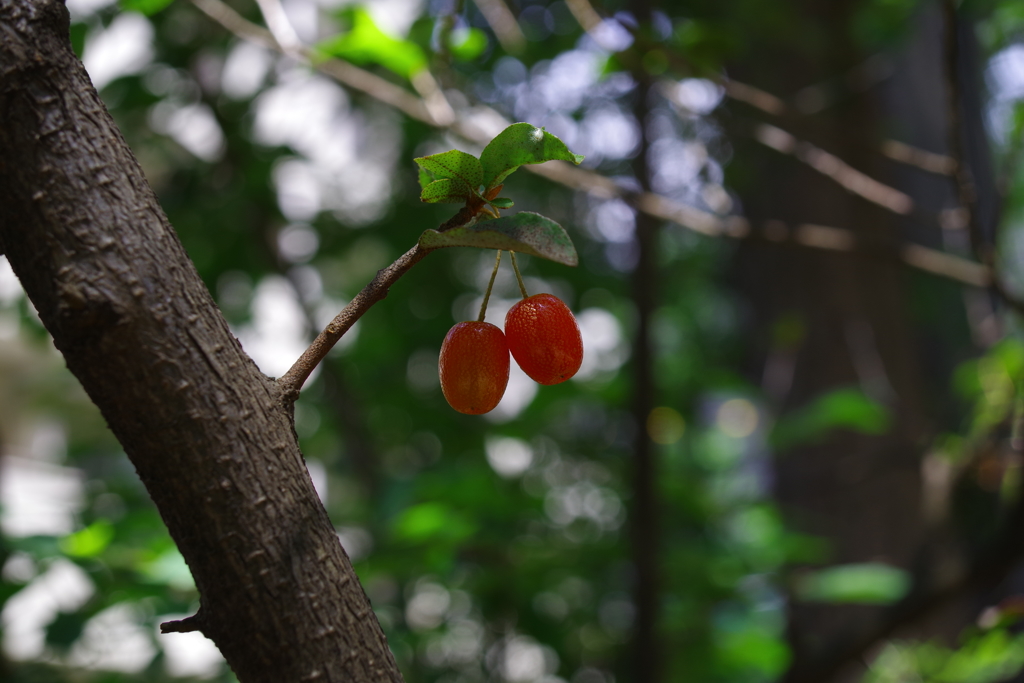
left=753, top=123, right=914, bottom=215
left=160, top=612, right=206, bottom=634
left=567, top=0, right=956, bottom=178
left=471, top=0, right=526, bottom=53
left=0, top=2, right=403, bottom=680
left=276, top=244, right=430, bottom=402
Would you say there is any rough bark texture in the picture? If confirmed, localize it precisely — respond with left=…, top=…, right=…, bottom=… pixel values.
left=0, top=1, right=403, bottom=681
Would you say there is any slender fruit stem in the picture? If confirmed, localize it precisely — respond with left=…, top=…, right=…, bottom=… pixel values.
left=510, top=251, right=528, bottom=298
left=478, top=250, right=502, bottom=322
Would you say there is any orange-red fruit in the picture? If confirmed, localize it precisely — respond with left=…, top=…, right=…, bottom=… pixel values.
left=505, top=293, right=583, bottom=385
left=439, top=321, right=510, bottom=415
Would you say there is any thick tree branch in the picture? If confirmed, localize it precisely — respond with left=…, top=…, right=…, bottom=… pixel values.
left=0, top=2, right=402, bottom=681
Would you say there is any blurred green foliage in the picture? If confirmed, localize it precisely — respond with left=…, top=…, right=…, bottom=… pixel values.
left=2, top=0, right=1024, bottom=682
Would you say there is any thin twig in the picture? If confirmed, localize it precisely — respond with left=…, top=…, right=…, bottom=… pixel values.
left=276, top=244, right=430, bottom=402
left=410, top=69, right=456, bottom=127
left=471, top=0, right=526, bottom=53
left=571, top=0, right=955, bottom=179
left=563, top=0, right=602, bottom=32
left=881, top=139, right=956, bottom=175
left=755, top=123, right=915, bottom=215
left=253, top=0, right=301, bottom=54
left=529, top=159, right=991, bottom=288
left=190, top=0, right=437, bottom=124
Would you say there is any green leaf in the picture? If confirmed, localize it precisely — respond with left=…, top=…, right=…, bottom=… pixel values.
left=414, top=149, right=483, bottom=193
left=448, top=27, right=488, bottom=61
left=796, top=563, right=909, bottom=604
left=140, top=548, right=196, bottom=591
left=418, top=166, right=434, bottom=192
left=489, top=197, right=514, bottom=209
left=59, top=520, right=114, bottom=558
left=316, top=7, right=427, bottom=79
left=392, top=502, right=476, bottom=543
left=770, top=387, right=891, bottom=449
left=479, top=123, right=585, bottom=190
left=717, top=625, right=791, bottom=677
left=420, top=179, right=474, bottom=204
left=419, top=211, right=578, bottom=266
left=119, top=0, right=173, bottom=14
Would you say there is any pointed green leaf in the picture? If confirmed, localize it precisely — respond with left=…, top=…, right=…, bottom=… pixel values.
left=420, top=179, right=473, bottom=204
left=419, top=212, right=578, bottom=266
left=489, top=197, right=514, bottom=209
left=796, top=563, right=909, bottom=604
left=316, top=7, right=426, bottom=79
left=480, top=123, right=585, bottom=190
left=414, top=149, right=483, bottom=193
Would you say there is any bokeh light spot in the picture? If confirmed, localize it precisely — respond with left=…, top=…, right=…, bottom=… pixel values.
left=716, top=398, right=759, bottom=439
left=647, top=406, right=685, bottom=445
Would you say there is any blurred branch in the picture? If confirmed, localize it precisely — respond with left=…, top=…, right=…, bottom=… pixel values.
left=570, top=0, right=955, bottom=180
left=193, top=0, right=998, bottom=335
left=531, top=160, right=992, bottom=288
left=564, top=0, right=602, bottom=32
left=191, top=0, right=439, bottom=124
left=410, top=69, right=456, bottom=127
left=471, top=0, right=525, bottom=54
left=753, top=123, right=915, bottom=215
left=252, top=0, right=300, bottom=54
left=882, top=139, right=957, bottom=175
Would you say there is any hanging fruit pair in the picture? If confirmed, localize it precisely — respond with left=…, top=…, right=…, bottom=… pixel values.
left=439, top=251, right=583, bottom=415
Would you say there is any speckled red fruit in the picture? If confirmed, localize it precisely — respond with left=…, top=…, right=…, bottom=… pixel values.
left=504, top=293, right=583, bottom=385
left=439, top=321, right=510, bottom=415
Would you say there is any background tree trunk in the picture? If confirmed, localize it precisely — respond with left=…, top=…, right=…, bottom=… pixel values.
left=728, top=2, right=963, bottom=680
left=0, top=1, right=400, bottom=680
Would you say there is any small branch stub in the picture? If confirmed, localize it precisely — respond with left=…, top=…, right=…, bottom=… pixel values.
left=161, top=612, right=206, bottom=634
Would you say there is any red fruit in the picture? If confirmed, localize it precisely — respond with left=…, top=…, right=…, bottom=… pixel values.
left=504, top=293, right=583, bottom=385
left=439, top=321, right=510, bottom=414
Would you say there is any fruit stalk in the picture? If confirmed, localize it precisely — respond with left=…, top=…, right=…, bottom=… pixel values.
left=478, top=250, right=502, bottom=322
left=509, top=250, right=528, bottom=298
